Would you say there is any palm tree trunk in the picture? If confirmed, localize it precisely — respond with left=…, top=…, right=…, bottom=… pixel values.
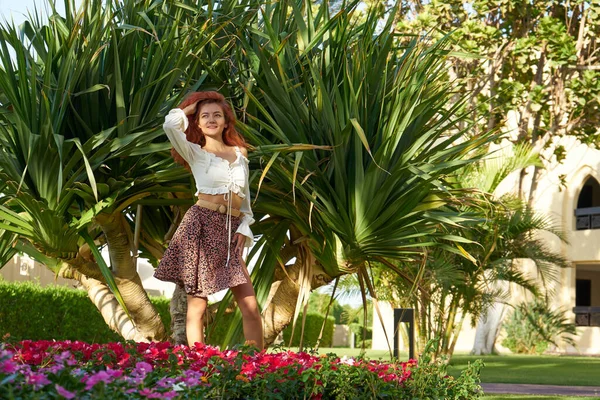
left=57, top=263, right=150, bottom=341
left=96, top=212, right=168, bottom=341
left=169, top=285, right=188, bottom=344
left=262, top=269, right=303, bottom=346
left=262, top=259, right=333, bottom=347
left=471, top=302, right=506, bottom=355
left=80, top=275, right=152, bottom=341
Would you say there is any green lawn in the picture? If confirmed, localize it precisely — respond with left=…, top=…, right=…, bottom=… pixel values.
left=484, top=396, right=586, bottom=400
left=449, top=354, right=600, bottom=387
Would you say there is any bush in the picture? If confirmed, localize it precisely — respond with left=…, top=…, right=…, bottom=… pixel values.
left=501, top=299, right=577, bottom=354
left=402, top=339, right=483, bottom=399
left=0, top=280, right=171, bottom=343
left=282, top=313, right=335, bottom=347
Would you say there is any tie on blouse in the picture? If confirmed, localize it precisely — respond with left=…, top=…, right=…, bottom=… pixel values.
left=163, top=108, right=255, bottom=254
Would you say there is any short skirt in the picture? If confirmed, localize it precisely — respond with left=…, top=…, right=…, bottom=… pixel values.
left=154, top=205, right=248, bottom=298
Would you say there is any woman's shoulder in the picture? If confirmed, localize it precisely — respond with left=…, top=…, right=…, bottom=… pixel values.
left=237, top=146, right=248, bottom=158
left=233, top=145, right=248, bottom=158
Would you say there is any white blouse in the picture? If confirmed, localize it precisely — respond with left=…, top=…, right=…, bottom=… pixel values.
left=163, top=108, right=254, bottom=248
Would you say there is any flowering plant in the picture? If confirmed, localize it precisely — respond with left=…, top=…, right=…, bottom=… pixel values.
left=0, top=340, right=482, bottom=399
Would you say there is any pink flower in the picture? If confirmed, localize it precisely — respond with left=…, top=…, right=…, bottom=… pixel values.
left=55, top=384, right=76, bottom=399
left=139, top=388, right=163, bottom=398
left=134, top=361, right=153, bottom=375
left=82, top=369, right=122, bottom=390
left=0, top=358, right=17, bottom=374
left=25, top=372, right=51, bottom=389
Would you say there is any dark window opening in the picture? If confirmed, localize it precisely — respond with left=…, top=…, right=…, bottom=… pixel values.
left=578, top=185, right=594, bottom=208
left=575, top=177, right=600, bottom=230
left=576, top=279, right=592, bottom=307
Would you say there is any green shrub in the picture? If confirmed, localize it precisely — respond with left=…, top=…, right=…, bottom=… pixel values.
left=402, top=339, right=483, bottom=399
left=0, top=280, right=171, bottom=343
left=282, top=313, right=335, bottom=347
left=501, top=299, right=577, bottom=354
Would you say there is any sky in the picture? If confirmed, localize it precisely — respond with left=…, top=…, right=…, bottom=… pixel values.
left=0, top=0, right=65, bottom=26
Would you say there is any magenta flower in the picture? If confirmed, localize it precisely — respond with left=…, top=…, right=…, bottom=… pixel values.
left=82, top=369, right=122, bottom=390
left=25, top=372, right=51, bottom=389
left=134, top=361, right=153, bottom=376
left=55, top=384, right=76, bottom=399
left=156, top=376, right=177, bottom=388
left=0, top=358, right=17, bottom=374
left=139, top=388, right=163, bottom=398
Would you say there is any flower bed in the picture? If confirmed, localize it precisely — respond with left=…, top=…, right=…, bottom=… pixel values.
left=0, top=340, right=482, bottom=399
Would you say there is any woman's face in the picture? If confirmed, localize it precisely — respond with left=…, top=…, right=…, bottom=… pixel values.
left=197, top=102, right=227, bottom=139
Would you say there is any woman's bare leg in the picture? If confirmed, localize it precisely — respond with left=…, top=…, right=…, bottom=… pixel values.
left=186, top=295, right=208, bottom=347
left=231, top=267, right=264, bottom=349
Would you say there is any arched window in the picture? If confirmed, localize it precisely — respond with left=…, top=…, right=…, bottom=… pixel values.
left=576, top=177, right=600, bottom=230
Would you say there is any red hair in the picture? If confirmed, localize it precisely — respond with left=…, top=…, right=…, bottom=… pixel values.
left=170, top=91, right=247, bottom=169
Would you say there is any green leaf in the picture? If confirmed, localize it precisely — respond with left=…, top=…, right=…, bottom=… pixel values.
left=80, top=230, right=132, bottom=321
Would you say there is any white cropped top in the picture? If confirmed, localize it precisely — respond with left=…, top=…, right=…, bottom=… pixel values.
left=163, top=108, right=254, bottom=248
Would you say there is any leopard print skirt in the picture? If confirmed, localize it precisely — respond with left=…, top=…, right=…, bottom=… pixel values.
left=154, top=205, right=248, bottom=298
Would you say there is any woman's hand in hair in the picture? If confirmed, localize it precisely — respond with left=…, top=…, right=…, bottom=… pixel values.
left=182, top=101, right=200, bottom=116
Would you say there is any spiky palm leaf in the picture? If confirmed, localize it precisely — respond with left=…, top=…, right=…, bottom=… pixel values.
left=0, top=0, right=260, bottom=336
left=212, top=0, right=498, bottom=346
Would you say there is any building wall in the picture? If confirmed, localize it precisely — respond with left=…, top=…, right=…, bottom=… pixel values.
left=496, top=137, right=600, bottom=354
left=372, top=301, right=394, bottom=351
left=0, top=254, right=74, bottom=288
left=1, top=252, right=176, bottom=299
left=373, top=137, right=600, bottom=355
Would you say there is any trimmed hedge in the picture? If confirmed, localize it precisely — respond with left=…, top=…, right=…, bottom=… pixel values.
left=0, top=280, right=171, bottom=343
left=282, top=313, right=335, bottom=347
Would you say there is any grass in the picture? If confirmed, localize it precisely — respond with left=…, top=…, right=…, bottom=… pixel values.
left=448, top=354, right=600, bottom=387
left=484, top=396, right=586, bottom=400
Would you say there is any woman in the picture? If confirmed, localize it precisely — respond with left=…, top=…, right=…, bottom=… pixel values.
left=154, top=91, right=263, bottom=350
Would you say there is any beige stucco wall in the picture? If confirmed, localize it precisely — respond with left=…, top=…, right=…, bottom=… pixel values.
left=0, top=254, right=74, bottom=288
left=1, top=252, right=176, bottom=299
left=333, top=324, right=352, bottom=347
left=533, top=138, right=600, bottom=353
left=373, top=136, right=600, bottom=355
left=372, top=301, right=394, bottom=351
left=487, top=136, right=600, bottom=354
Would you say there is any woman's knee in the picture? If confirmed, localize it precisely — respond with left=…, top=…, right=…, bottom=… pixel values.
left=187, top=308, right=205, bottom=321
left=239, top=300, right=261, bottom=321
left=187, top=296, right=207, bottom=320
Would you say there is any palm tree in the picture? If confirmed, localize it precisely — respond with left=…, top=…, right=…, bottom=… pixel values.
left=0, top=0, right=257, bottom=340
left=210, top=0, right=498, bottom=347
left=0, top=0, right=509, bottom=349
